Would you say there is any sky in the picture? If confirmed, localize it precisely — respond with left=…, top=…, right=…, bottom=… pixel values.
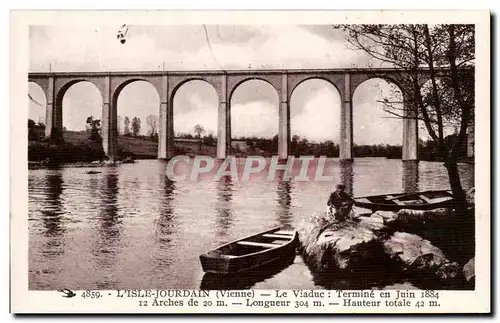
left=28, top=24, right=425, bottom=144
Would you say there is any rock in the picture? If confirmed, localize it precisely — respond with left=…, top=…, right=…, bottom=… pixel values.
left=358, top=214, right=386, bottom=232
left=297, top=212, right=382, bottom=273
left=383, top=232, right=457, bottom=279
left=372, top=210, right=398, bottom=225
left=391, top=208, right=451, bottom=229
left=463, top=257, right=475, bottom=282
left=380, top=282, right=420, bottom=290
left=352, top=206, right=374, bottom=218
left=436, top=262, right=460, bottom=280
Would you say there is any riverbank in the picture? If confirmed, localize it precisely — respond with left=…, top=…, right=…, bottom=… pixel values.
left=28, top=130, right=217, bottom=164
left=296, top=196, right=475, bottom=290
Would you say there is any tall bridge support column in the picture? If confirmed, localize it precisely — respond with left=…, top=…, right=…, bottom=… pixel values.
left=278, top=73, right=290, bottom=160
left=158, top=75, right=171, bottom=159
left=101, top=76, right=118, bottom=159
left=340, top=73, right=353, bottom=161
left=167, top=100, right=174, bottom=159
left=217, top=74, right=230, bottom=159
left=44, top=76, right=56, bottom=138
left=402, top=105, right=418, bottom=161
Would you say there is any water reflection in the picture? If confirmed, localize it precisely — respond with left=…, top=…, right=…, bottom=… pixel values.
left=340, top=160, right=354, bottom=195
left=41, top=172, right=65, bottom=238
left=275, top=173, right=292, bottom=227
left=402, top=160, right=419, bottom=193
left=154, top=174, right=177, bottom=269
left=39, top=171, right=67, bottom=259
left=155, top=175, right=176, bottom=239
left=91, top=168, right=122, bottom=288
left=215, top=176, right=234, bottom=237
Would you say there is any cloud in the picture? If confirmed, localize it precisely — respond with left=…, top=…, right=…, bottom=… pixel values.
left=291, top=87, right=341, bottom=142
left=353, top=80, right=404, bottom=145
left=174, top=91, right=218, bottom=135
left=231, top=100, right=278, bottom=138
left=30, top=25, right=374, bottom=72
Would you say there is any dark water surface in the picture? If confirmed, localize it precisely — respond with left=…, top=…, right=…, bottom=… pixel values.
left=28, top=158, right=474, bottom=290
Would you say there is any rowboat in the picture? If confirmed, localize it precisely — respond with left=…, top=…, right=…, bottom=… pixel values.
left=353, top=189, right=455, bottom=211
left=199, top=227, right=298, bottom=275
left=200, top=254, right=295, bottom=290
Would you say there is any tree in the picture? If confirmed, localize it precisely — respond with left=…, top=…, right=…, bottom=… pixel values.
left=131, top=117, right=141, bottom=137
left=203, top=132, right=216, bottom=146
left=28, top=119, right=36, bottom=141
left=194, top=124, right=206, bottom=151
left=334, top=24, right=474, bottom=205
left=146, top=114, right=158, bottom=138
left=124, top=116, right=131, bottom=136
left=86, top=116, right=102, bottom=143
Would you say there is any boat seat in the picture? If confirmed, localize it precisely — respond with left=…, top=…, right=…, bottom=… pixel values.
left=262, top=234, right=291, bottom=239
left=237, top=241, right=279, bottom=248
left=419, top=194, right=433, bottom=203
left=274, top=230, right=294, bottom=235
left=270, top=240, right=288, bottom=245
left=391, top=199, right=406, bottom=206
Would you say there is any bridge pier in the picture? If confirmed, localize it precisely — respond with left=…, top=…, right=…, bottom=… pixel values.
left=217, top=74, right=230, bottom=159
left=278, top=73, right=290, bottom=160
left=402, top=104, right=418, bottom=161
left=44, top=76, right=55, bottom=138
left=158, top=75, right=173, bottom=159
left=340, top=73, right=353, bottom=161
left=101, top=76, right=118, bottom=159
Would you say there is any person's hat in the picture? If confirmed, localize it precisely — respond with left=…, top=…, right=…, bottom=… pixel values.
left=336, top=184, right=345, bottom=189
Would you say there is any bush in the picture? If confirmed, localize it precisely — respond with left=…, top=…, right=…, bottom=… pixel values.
left=28, top=140, right=106, bottom=163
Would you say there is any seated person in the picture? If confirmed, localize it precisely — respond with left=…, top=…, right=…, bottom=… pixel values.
left=327, top=184, right=354, bottom=221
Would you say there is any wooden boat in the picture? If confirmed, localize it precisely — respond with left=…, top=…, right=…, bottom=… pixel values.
left=200, top=254, right=295, bottom=290
left=199, top=227, right=298, bottom=275
left=353, top=189, right=455, bottom=211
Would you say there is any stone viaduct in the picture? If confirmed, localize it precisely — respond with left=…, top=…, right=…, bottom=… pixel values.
left=28, top=67, right=473, bottom=161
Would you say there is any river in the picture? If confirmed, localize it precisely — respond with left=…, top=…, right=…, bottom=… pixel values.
left=28, top=157, right=474, bottom=290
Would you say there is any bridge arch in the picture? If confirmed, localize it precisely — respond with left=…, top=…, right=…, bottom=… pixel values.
left=112, top=80, right=160, bottom=140
left=287, top=74, right=344, bottom=100
left=230, top=79, right=280, bottom=155
left=289, top=79, right=341, bottom=156
left=168, top=75, right=222, bottom=103
left=55, top=80, right=103, bottom=137
left=228, top=75, right=281, bottom=103
left=171, top=80, right=219, bottom=152
left=352, top=76, right=417, bottom=160
left=28, top=82, right=47, bottom=126
left=351, top=74, right=405, bottom=99
left=112, top=78, right=162, bottom=102
left=28, top=78, right=49, bottom=97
